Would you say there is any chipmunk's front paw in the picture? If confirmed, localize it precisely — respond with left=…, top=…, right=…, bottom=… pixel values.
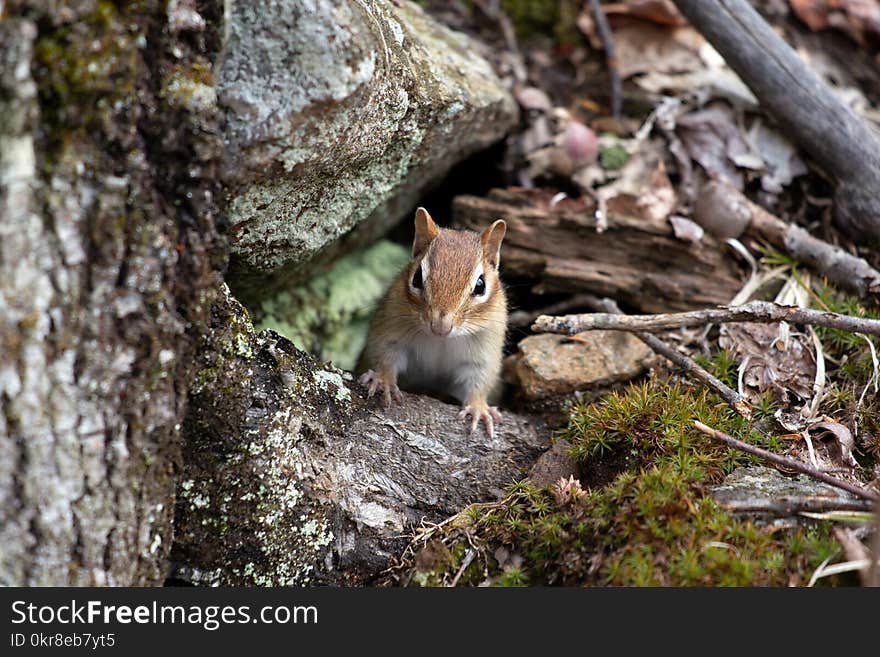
left=458, top=403, right=503, bottom=438
left=358, top=369, right=403, bottom=407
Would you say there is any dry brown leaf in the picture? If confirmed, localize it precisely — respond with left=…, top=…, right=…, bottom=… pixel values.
left=790, top=0, right=880, bottom=44
left=745, top=119, right=808, bottom=193
left=718, top=322, right=816, bottom=405
left=810, top=419, right=858, bottom=467
left=603, top=0, right=686, bottom=26
left=588, top=139, right=678, bottom=225
left=675, top=102, right=760, bottom=190
left=611, top=22, right=705, bottom=79
left=514, top=86, right=553, bottom=113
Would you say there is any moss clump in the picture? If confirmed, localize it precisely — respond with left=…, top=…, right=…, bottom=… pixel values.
left=32, top=0, right=140, bottom=166
left=811, top=281, right=880, bottom=382
left=501, top=0, right=581, bottom=44
left=399, top=380, right=844, bottom=586
left=599, top=143, right=628, bottom=170
left=254, top=240, right=409, bottom=370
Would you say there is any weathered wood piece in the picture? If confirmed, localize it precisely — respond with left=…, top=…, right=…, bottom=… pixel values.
left=453, top=189, right=743, bottom=313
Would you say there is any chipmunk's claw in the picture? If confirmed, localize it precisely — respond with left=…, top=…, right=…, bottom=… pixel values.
left=458, top=404, right=502, bottom=438
left=358, top=370, right=402, bottom=407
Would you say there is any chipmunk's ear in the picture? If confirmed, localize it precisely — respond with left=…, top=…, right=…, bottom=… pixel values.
left=481, top=219, right=506, bottom=269
left=413, top=207, right=439, bottom=257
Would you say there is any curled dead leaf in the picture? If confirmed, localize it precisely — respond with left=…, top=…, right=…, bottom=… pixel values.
left=669, top=215, right=704, bottom=243
left=810, top=420, right=858, bottom=467
left=514, top=86, right=553, bottom=113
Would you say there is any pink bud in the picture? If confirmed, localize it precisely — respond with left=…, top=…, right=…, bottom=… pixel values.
left=563, top=121, right=598, bottom=166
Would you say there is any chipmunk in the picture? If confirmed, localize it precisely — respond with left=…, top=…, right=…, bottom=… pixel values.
left=357, top=207, right=508, bottom=437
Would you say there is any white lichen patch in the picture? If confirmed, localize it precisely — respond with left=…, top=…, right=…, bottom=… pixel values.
left=163, top=73, right=217, bottom=113
left=191, top=493, right=210, bottom=509
left=233, top=331, right=252, bottom=358
left=298, top=517, right=334, bottom=550
left=312, top=369, right=351, bottom=402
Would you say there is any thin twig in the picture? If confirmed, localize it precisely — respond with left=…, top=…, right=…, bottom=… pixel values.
left=473, top=0, right=527, bottom=83
left=833, top=526, right=872, bottom=585
left=871, top=504, right=880, bottom=587
left=694, top=421, right=880, bottom=502
left=449, top=548, right=476, bottom=587
left=718, top=497, right=874, bottom=515
left=533, top=300, right=880, bottom=336
left=594, top=299, right=752, bottom=418
left=588, top=0, right=622, bottom=119
left=639, top=331, right=752, bottom=418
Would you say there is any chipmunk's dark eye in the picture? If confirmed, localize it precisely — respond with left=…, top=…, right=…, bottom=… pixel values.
left=472, top=274, right=486, bottom=296
left=412, top=266, right=423, bottom=290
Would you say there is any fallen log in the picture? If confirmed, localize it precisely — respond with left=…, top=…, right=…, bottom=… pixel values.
left=170, top=288, right=548, bottom=586
left=453, top=188, right=743, bottom=313
left=673, top=0, right=880, bottom=242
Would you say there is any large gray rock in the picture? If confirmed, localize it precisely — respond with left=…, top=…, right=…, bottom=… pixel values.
left=218, top=0, right=518, bottom=301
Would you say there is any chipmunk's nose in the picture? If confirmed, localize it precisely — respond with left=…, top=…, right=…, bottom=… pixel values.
left=430, top=312, right=453, bottom=337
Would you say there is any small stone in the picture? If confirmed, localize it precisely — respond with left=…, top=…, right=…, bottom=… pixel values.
left=693, top=180, right=751, bottom=239
left=528, top=439, right=579, bottom=489
left=507, top=331, right=652, bottom=401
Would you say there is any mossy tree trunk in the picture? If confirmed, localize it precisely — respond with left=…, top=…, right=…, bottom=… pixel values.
left=0, top=2, right=224, bottom=585
left=0, top=1, right=535, bottom=587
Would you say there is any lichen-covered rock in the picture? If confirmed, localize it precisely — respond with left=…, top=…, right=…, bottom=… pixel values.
left=172, top=286, right=547, bottom=585
left=505, top=331, right=652, bottom=401
left=709, top=466, right=868, bottom=524
left=218, top=0, right=519, bottom=302
left=254, top=240, right=409, bottom=370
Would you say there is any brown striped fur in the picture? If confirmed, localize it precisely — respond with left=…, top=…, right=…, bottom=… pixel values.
left=357, top=208, right=508, bottom=436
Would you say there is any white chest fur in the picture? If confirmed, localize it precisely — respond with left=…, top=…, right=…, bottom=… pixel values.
left=398, top=331, right=488, bottom=402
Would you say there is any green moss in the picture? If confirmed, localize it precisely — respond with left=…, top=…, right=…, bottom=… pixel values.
left=32, top=0, right=141, bottom=165
left=599, top=143, right=628, bottom=170
left=254, top=240, right=410, bottom=370
left=501, top=0, right=581, bottom=44
left=811, top=281, right=880, bottom=382
left=401, top=379, right=847, bottom=586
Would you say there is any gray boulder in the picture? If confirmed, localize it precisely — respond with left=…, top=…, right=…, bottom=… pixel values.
left=218, top=0, right=519, bottom=301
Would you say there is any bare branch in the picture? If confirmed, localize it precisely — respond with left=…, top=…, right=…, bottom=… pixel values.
left=586, top=299, right=752, bottom=418
left=695, top=181, right=880, bottom=301
left=533, top=300, right=880, bottom=336
left=673, top=0, right=880, bottom=241
left=587, top=0, right=622, bottom=119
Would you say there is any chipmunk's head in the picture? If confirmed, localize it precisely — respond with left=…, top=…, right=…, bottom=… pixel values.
left=406, top=207, right=507, bottom=338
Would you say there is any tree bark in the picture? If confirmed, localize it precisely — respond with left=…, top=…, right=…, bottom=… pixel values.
left=0, top=3, right=224, bottom=585
left=673, top=0, right=880, bottom=242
